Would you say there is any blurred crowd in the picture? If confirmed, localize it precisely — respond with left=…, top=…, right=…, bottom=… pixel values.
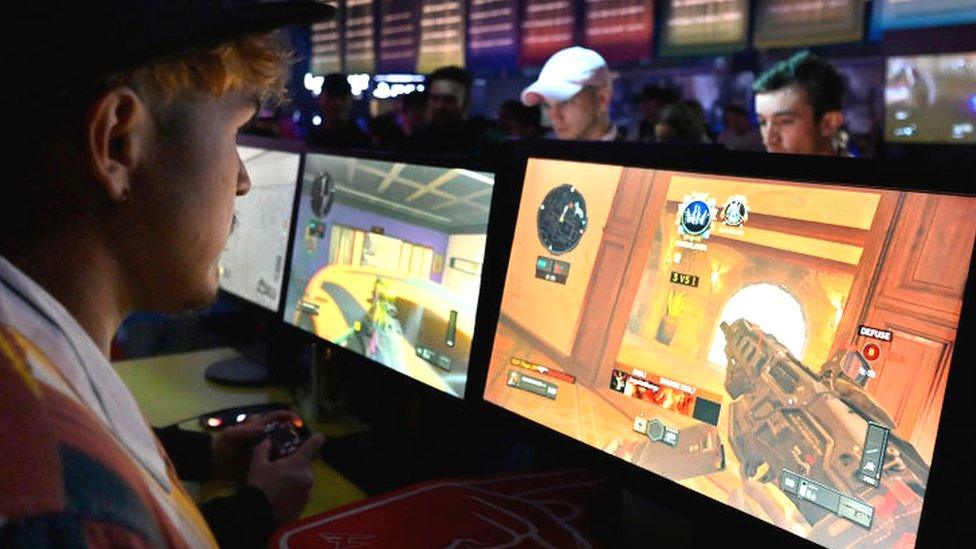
left=245, top=48, right=856, bottom=158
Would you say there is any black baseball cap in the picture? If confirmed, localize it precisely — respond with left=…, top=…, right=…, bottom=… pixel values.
left=15, top=0, right=336, bottom=106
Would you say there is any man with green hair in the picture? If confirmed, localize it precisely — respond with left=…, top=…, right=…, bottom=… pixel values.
left=754, top=51, right=852, bottom=156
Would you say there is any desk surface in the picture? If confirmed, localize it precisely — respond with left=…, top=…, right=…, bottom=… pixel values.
left=114, top=347, right=367, bottom=516
left=114, top=347, right=292, bottom=427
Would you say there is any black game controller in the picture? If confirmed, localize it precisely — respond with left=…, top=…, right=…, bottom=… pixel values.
left=198, top=403, right=291, bottom=431
left=264, top=419, right=312, bottom=461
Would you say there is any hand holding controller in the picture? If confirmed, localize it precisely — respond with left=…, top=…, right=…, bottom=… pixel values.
left=248, top=418, right=324, bottom=525
left=263, top=418, right=312, bottom=461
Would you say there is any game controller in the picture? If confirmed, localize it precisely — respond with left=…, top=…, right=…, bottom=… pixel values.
left=198, top=403, right=291, bottom=431
left=264, top=418, right=312, bottom=461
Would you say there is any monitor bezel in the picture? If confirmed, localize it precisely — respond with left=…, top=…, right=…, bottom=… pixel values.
left=279, top=143, right=501, bottom=402
left=469, top=138, right=976, bottom=547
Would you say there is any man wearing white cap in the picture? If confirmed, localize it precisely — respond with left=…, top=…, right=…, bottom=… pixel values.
left=521, top=46, right=621, bottom=141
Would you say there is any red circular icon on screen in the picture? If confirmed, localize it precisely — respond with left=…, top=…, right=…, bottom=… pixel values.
left=863, top=343, right=881, bottom=361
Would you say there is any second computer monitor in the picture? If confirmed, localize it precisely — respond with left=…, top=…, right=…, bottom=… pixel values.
left=885, top=51, right=976, bottom=144
left=219, top=142, right=302, bottom=312
left=283, top=152, right=495, bottom=398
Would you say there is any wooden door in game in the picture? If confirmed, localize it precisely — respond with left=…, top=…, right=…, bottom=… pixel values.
left=854, top=194, right=976, bottom=462
left=572, top=168, right=664, bottom=386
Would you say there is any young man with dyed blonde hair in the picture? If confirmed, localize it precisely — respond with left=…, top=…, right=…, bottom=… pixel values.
left=1, top=2, right=333, bottom=547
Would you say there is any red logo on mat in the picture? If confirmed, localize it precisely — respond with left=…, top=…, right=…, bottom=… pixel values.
left=317, top=534, right=376, bottom=549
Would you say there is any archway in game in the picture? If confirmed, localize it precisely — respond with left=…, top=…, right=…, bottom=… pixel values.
left=707, top=283, right=807, bottom=369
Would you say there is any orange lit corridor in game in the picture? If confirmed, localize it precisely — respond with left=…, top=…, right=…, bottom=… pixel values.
left=484, top=158, right=976, bottom=548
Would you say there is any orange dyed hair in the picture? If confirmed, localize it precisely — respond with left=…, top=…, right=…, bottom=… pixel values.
left=111, top=32, right=293, bottom=105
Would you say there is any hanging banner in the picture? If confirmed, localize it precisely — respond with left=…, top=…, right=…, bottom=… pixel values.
left=659, top=0, right=750, bottom=57
left=310, top=1, right=343, bottom=74
left=344, top=0, right=376, bottom=73
left=418, top=0, right=466, bottom=72
left=378, top=0, right=421, bottom=73
left=754, top=0, right=865, bottom=49
left=520, top=0, right=578, bottom=67
left=584, top=0, right=654, bottom=63
left=467, top=0, right=519, bottom=71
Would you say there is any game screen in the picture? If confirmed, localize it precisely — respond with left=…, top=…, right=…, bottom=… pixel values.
left=283, top=153, right=495, bottom=398
left=871, top=0, right=976, bottom=39
left=484, top=158, right=976, bottom=547
left=885, top=52, right=976, bottom=144
left=218, top=146, right=301, bottom=312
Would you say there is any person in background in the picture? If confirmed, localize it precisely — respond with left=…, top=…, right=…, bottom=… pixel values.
left=654, top=102, right=709, bottom=145
left=753, top=50, right=850, bottom=156
left=307, top=72, right=370, bottom=149
left=717, top=104, right=764, bottom=151
left=681, top=99, right=715, bottom=143
left=632, top=84, right=679, bottom=141
left=498, top=99, right=545, bottom=139
left=241, top=105, right=285, bottom=138
left=398, top=90, right=428, bottom=140
left=426, top=66, right=472, bottom=128
left=411, top=66, right=494, bottom=152
left=521, top=47, right=624, bottom=142
left=369, top=90, right=427, bottom=150
left=2, top=2, right=329, bottom=547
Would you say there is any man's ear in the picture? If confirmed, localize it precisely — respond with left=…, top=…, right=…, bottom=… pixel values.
left=85, top=88, right=149, bottom=203
left=819, top=110, right=844, bottom=139
left=596, top=86, right=613, bottom=111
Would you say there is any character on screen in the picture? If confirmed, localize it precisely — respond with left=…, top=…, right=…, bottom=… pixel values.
left=754, top=51, right=849, bottom=157
left=363, top=277, right=403, bottom=364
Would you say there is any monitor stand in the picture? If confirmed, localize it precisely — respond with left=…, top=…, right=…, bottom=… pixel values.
left=204, top=353, right=272, bottom=387
left=203, top=317, right=302, bottom=388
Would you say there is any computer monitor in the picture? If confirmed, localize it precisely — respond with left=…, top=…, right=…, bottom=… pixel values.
left=884, top=51, right=976, bottom=144
left=481, top=141, right=975, bottom=547
left=206, top=136, right=303, bottom=386
left=871, top=0, right=976, bottom=40
left=282, top=150, right=495, bottom=398
left=219, top=138, right=303, bottom=311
